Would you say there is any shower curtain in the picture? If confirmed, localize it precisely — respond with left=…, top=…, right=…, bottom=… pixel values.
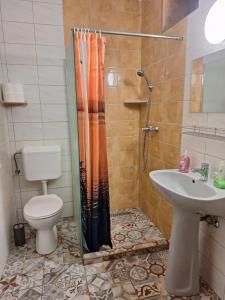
left=74, top=31, right=112, bottom=252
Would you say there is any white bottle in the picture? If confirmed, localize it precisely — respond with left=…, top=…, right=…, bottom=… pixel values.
left=218, top=161, right=225, bottom=180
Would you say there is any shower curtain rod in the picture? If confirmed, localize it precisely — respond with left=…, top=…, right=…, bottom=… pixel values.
left=73, top=27, right=184, bottom=41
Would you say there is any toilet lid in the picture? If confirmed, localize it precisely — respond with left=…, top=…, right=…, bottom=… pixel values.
left=24, top=194, right=63, bottom=219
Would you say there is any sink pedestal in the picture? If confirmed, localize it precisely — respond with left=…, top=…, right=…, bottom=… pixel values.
left=165, top=207, right=201, bottom=296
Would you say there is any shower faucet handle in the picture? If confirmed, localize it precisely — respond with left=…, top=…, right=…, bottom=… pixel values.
left=142, top=126, right=159, bottom=132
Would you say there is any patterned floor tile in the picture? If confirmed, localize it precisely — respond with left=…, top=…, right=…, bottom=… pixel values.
left=42, top=283, right=65, bottom=300
left=0, top=274, right=21, bottom=297
left=89, top=288, right=114, bottom=300
left=85, top=262, right=108, bottom=276
left=112, top=281, right=138, bottom=300
left=69, top=264, right=85, bottom=279
left=43, top=264, right=70, bottom=288
left=17, top=285, right=42, bottom=300
left=1, top=213, right=220, bottom=300
left=19, top=257, right=44, bottom=290
left=1, top=261, right=24, bottom=279
left=87, top=272, right=113, bottom=293
left=64, top=276, right=88, bottom=298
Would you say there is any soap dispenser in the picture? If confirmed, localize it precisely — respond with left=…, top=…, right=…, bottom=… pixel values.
left=179, top=150, right=190, bottom=173
left=213, top=161, right=225, bottom=189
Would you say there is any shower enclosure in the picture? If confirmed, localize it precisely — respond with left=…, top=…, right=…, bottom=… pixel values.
left=65, top=28, right=183, bottom=259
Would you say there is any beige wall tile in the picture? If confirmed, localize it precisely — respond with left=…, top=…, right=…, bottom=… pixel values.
left=63, top=0, right=141, bottom=210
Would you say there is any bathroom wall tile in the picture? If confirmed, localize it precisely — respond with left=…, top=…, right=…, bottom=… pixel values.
left=207, top=113, right=225, bottom=129
left=205, top=140, right=225, bottom=160
left=48, top=186, right=72, bottom=203
left=35, top=24, right=64, bottom=46
left=0, top=0, right=69, bottom=274
left=15, top=140, right=44, bottom=152
left=21, top=190, right=41, bottom=207
left=200, top=218, right=225, bottom=250
left=181, top=1, right=225, bottom=297
left=199, top=230, right=225, bottom=276
left=139, top=0, right=187, bottom=240
left=19, top=175, right=42, bottom=192
left=12, top=104, right=42, bottom=123
left=0, top=22, right=4, bottom=43
left=33, top=0, right=62, bottom=5
left=182, top=100, right=208, bottom=127
left=7, top=65, right=38, bottom=84
left=43, top=139, right=71, bottom=156
left=14, top=123, right=43, bottom=141
left=1, top=0, right=33, bottom=23
left=5, top=44, right=36, bottom=65
left=200, top=255, right=225, bottom=299
left=3, top=22, right=35, bottom=44
left=39, top=85, right=66, bottom=104
left=43, top=122, right=69, bottom=139
left=6, top=108, right=12, bottom=123
left=33, top=2, right=63, bottom=25
left=36, top=45, right=65, bottom=66
left=38, top=65, right=65, bottom=85
left=41, top=104, right=68, bottom=122
left=61, top=155, right=71, bottom=172
left=62, top=201, right=73, bottom=217
left=7, top=123, right=14, bottom=141
left=0, top=43, right=6, bottom=63
left=23, top=85, right=40, bottom=104
left=181, top=135, right=206, bottom=154
left=14, top=191, right=22, bottom=209
left=48, top=171, right=72, bottom=188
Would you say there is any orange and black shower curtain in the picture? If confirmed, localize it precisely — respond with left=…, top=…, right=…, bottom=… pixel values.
left=74, top=31, right=112, bottom=252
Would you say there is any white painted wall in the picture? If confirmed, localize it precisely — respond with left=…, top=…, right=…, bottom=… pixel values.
left=0, top=42, right=13, bottom=274
left=181, top=0, right=225, bottom=298
left=0, top=0, right=73, bottom=220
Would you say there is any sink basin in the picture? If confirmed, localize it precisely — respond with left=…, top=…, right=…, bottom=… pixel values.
left=150, top=169, right=225, bottom=216
left=149, top=169, right=225, bottom=297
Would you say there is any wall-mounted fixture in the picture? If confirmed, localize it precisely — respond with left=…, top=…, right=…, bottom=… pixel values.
left=2, top=82, right=26, bottom=105
left=106, top=68, right=118, bottom=87
left=205, top=0, right=225, bottom=44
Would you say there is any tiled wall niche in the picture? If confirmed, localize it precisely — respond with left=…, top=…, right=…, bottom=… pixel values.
left=181, top=0, right=225, bottom=298
left=0, top=0, right=73, bottom=221
left=63, top=0, right=142, bottom=210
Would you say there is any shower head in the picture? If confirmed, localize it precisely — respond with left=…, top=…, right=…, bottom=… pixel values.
left=137, top=69, right=153, bottom=91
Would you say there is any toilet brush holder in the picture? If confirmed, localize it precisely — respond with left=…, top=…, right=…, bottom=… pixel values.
left=13, top=223, right=25, bottom=247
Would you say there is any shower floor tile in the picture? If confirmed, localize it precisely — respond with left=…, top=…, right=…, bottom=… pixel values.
left=84, top=208, right=169, bottom=263
left=0, top=213, right=220, bottom=299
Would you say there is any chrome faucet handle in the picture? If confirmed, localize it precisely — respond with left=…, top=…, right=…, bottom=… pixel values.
left=142, top=126, right=159, bottom=132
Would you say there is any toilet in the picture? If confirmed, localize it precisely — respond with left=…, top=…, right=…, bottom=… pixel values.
left=22, top=145, right=63, bottom=255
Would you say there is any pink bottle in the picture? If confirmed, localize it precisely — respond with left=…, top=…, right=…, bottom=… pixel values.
left=179, top=150, right=190, bottom=173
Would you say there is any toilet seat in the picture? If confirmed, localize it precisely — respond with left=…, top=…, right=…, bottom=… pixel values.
left=24, top=194, right=63, bottom=220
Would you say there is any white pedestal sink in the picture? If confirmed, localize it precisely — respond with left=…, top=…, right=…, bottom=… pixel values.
left=149, top=169, right=225, bottom=297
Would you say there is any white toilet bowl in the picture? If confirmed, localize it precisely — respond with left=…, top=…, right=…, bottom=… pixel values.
left=24, top=194, right=63, bottom=255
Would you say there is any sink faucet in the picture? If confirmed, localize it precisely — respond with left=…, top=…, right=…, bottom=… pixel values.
left=192, top=163, right=209, bottom=181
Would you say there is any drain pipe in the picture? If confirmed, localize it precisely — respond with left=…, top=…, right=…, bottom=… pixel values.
left=200, top=215, right=220, bottom=228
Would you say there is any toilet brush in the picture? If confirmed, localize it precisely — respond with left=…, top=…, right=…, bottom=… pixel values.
left=13, top=210, right=25, bottom=247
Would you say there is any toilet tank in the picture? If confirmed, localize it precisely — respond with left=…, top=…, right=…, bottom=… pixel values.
left=22, top=145, right=61, bottom=181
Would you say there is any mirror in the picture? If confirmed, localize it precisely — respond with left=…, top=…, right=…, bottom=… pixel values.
left=190, top=48, right=225, bottom=113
